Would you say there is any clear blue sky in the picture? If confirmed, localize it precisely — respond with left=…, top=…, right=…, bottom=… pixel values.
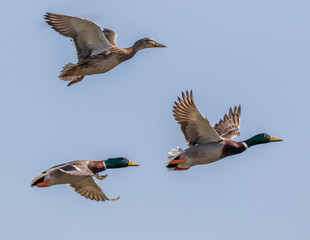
left=1, top=0, right=309, bottom=239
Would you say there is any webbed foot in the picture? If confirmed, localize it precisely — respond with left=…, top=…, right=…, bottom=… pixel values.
left=67, top=76, right=85, bottom=86
left=95, top=174, right=107, bottom=180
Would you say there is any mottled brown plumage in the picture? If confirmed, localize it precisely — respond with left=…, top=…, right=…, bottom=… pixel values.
left=45, top=13, right=166, bottom=86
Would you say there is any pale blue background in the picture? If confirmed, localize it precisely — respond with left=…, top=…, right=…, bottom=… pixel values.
left=1, top=0, right=309, bottom=239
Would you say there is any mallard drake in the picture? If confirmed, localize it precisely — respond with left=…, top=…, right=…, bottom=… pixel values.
left=31, top=157, right=139, bottom=202
left=166, top=91, right=282, bottom=171
left=45, top=13, right=166, bottom=86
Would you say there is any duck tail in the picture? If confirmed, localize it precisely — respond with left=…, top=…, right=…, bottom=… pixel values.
left=165, top=147, right=186, bottom=171
left=30, top=172, right=47, bottom=187
left=59, top=63, right=82, bottom=81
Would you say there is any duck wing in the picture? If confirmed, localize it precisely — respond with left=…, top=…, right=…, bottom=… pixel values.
left=69, top=177, right=119, bottom=202
left=45, top=13, right=113, bottom=61
left=103, top=28, right=117, bottom=46
left=214, top=105, right=241, bottom=140
left=173, top=90, right=223, bottom=146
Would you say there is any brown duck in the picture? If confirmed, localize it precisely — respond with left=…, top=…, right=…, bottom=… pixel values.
left=45, top=13, right=166, bottom=86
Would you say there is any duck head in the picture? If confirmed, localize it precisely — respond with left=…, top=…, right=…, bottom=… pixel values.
left=133, top=38, right=166, bottom=51
left=243, top=133, right=283, bottom=148
left=104, top=157, right=139, bottom=169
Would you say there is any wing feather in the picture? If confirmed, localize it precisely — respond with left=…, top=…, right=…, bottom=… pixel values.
left=103, top=28, right=117, bottom=46
left=214, top=105, right=241, bottom=140
left=173, top=91, right=222, bottom=146
left=45, top=13, right=112, bottom=61
left=69, top=177, right=119, bottom=202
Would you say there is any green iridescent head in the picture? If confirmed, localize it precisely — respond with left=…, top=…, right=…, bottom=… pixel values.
left=244, top=133, right=283, bottom=148
left=103, top=157, right=139, bottom=169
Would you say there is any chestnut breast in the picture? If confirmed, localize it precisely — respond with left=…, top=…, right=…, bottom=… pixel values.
left=221, top=139, right=247, bottom=158
left=87, top=161, right=106, bottom=174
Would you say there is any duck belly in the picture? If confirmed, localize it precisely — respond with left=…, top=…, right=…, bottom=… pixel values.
left=179, top=143, right=224, bottom=168
left=48, top=170, right=85, bottom=186
left=80, top=55, right=122, bottom=75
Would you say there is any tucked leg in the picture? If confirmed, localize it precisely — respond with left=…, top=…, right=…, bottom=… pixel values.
left=173, top=167, right=190, bottom=171
left=63, top=66, right=81, bottom=77
left=95, top=174, right=107, bottom=181
left=67, top=76, right=85, bottom=86
left=37, top=180, right=51, bottom=187
left=168, top=157, right=186, bottom=165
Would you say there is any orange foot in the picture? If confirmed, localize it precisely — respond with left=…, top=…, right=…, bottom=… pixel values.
left=67, top=76, right=85, bottom=86
left=169, top=157, right=186, bottom=165
left=63, top=66, right=81, bottom=77
left=37, top=180, right=51, bottom=187
left=174, top=167, right=190, bottom=171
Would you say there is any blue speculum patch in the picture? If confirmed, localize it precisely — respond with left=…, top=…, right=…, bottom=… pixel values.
left=61, top=165, right=76, bottom=171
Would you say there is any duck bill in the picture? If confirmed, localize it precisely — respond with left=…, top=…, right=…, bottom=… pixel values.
left=128, top=161, right=140, bottom=166
left=154, top=42, right=166, bottom=48
left=269, top=136, right=283, bottom=142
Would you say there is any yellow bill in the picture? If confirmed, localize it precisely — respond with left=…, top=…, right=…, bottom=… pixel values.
left=269, top=136, right=283, bottom=142
left=128, top=161, right=140, bottom=166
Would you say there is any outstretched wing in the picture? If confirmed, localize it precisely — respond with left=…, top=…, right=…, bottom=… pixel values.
left=45, top=13, right=113, bottom=61
left=69, top=177, right=119, bottom=202
left=214, top=105, right=241, bottom=140
left=173, top=90, right=223, bottom=146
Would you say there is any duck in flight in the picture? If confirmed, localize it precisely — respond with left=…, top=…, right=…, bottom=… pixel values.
left=31, top=157, right=139, bottom=202
left=166, top=91, right=282, bottom=171
left=45, top=13, right=166, bottom=86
